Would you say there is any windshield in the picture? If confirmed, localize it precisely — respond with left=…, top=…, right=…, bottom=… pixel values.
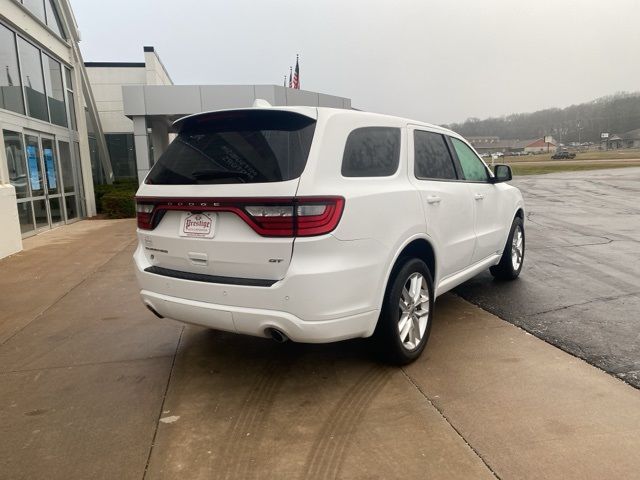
left=146, top=110, right=316, bottom=185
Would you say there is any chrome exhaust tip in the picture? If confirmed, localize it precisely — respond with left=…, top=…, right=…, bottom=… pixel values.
left=265, top=328, right=289, bottom=343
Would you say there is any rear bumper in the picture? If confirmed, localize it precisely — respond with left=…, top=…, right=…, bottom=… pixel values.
left=140, top=290, right=379, bottom=343
left=134, top=235, right=389, bottom=342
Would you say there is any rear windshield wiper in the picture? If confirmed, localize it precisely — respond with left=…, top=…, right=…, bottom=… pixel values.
left=191, top=170, right=250, bottom=183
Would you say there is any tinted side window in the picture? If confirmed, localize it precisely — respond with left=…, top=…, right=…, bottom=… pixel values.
left=414, top=131, right=457, bottom=180
left=451, top=138, right=489, bottom=182
left=342, top=127, right=400, bottom=177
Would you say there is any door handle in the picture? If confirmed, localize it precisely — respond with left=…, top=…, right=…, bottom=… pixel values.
left=426, top=196, right=442, bottom=205
left=474, top=193, right=485, bottom=201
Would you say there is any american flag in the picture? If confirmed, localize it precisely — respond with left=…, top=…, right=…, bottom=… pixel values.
left=288, top=66, right=292, bottom=88
left=293, top=55, right=300, bottom=89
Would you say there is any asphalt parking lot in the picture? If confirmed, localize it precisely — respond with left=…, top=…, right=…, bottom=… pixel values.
left=1, top=170, right=640, bottom=479
left=456, top=167, right=640, bottom=388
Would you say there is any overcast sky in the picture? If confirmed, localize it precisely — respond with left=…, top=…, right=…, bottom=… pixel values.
left=72, top=0, right=640, bottom=125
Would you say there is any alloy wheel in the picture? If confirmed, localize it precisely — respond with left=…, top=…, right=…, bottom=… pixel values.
left=398, top=273, right=430, bottom=350
left=511, top=225, right=524, bottom=270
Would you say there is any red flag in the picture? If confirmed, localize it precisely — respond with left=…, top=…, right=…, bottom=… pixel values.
left=293, top=55, right=300, bottom=89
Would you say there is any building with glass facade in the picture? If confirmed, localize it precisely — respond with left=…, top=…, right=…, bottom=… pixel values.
left=85, top=46, right=173, bottom=184
left=0, top=1, right=352, bottom=261
left=0, top=0, right=110, bottom=259
left=122, top=84, right=352, bottom=184
left=87, top=56, right=352, bottom=186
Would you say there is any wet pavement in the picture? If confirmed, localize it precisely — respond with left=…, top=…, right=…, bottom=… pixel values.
left=2, top=213, right=640, bottom=479
left=456, top=167, right=640, bottom=388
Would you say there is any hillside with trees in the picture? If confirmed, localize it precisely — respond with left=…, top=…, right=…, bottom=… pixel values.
left=445, top=92, right=640, bottom=143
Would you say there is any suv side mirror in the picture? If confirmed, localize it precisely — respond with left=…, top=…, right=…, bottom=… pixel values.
left=492, top=164, right=512, bottom=183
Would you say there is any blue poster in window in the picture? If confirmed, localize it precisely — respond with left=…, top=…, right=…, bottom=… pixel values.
left=26, top=145, right=41, bottom=191
left=44, top=148, right=57, bottom=190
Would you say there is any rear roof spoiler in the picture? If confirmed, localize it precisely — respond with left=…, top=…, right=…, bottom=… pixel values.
left=173, top=104, right=318, bottom=131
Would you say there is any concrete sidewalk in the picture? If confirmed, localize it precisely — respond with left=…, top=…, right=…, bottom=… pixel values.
left=1, top=220, right=639, bottom=479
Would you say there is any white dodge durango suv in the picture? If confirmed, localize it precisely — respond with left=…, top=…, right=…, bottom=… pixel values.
left=134, top=105, right=525, bottom=364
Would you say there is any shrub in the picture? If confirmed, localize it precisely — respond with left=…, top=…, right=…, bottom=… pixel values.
left=94, top=179, right=138, bottom=214
left=114, top=177, right=139, bottom=187
left=101, top=189, right=136, bottom=218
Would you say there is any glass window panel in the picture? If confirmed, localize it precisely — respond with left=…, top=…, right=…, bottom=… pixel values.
left=414, top=131, right=457, bottom=180
left=64, top=67, right=72, bottom=90
left=65, top=195, right=77, bottom=220
left=41, top=138, right=60, bottom=194
left=44, top=0, right=65, bottom=38
left=58, top=141, right=74, bottom=193
left=341, top=127, right=400, bottom=177
left=3, top=130, right=30, bottom=199
left=0, top=25, right=25, bottom=114
left=49, top=197, right=62, bottom=223
left=67, top=90, right=76, bottom=130
left=17, top=201, right=35, bottom=234
left=451, top=138, right=489, bottom=182
left=43, top=55, right=67, bottom=126
left=106, top=133, right=137, bottom=180
left=33, top=199, right=48, bottom=229
left=25, top=135, right=44, bottom=197
left=23, top=0, right=46, bottom=23
left=85, top=107, right=96, bottom=135
left=73, top=141, right=86, bottom=217
left=17, top=38, right=48, bottom=122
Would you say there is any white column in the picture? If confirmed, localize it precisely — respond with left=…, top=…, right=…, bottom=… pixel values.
left=0, top=133, right=22, bottom=258
left=149, top=118, right=170, bottom=164
left=133, top=116, right=151, bottom=185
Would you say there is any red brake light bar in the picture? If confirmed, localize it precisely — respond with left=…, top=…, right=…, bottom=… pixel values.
left=135, top=196, right=345, bottom=237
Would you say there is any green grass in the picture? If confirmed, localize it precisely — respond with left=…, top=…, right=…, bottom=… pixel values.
left=511, top=161, right=640, bottom=176
left=507, top=149, right=640, bottom=163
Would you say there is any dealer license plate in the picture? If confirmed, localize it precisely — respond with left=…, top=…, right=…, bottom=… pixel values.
left=179, top=212, right=216, bottom=238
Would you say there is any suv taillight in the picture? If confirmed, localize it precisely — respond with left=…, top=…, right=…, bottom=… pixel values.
left=135, top=197, right=345, bottom=237
left=136, top=203, right=155, bottom=230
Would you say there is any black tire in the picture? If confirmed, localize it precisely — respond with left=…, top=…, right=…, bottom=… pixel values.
left=490, top=216, right=525, bottom=280
left=373, top=258, right=434, bottom=365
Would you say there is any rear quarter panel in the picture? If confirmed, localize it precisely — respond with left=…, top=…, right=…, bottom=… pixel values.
left=296, top=110, right=429, bottom=311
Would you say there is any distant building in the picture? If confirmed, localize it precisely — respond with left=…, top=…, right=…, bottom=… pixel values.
left=523, top=138, right=557, bottom=154
left=468, top=137, right=529, bottom=154
left=623, top=129, right=640, bottom=148
left=603, top=129, right=640, bottom=149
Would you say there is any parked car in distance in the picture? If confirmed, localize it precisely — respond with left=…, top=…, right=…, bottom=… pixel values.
left=552, top=151, right=576, bottom=159
left=134, top=103, right=525, bottom=364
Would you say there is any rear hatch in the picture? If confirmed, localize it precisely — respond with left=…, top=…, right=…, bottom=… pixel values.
left=136, top=108, right=321, bottom=282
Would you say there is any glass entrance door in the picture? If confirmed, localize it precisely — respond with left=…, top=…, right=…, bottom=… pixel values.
left=58, top=140, right=83, bottom=220
left=23, top=132, right=64, bottom=232
left=4, top=129, right=84, bottom=236
left=41, top=136, right=64, bottom=225
left=24, top=133, right=49, bottom=230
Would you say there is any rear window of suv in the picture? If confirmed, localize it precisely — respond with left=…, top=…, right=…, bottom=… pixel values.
left=146, top=110, right=316, bottom=185
left=342, top=127, right=400, bottom=177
